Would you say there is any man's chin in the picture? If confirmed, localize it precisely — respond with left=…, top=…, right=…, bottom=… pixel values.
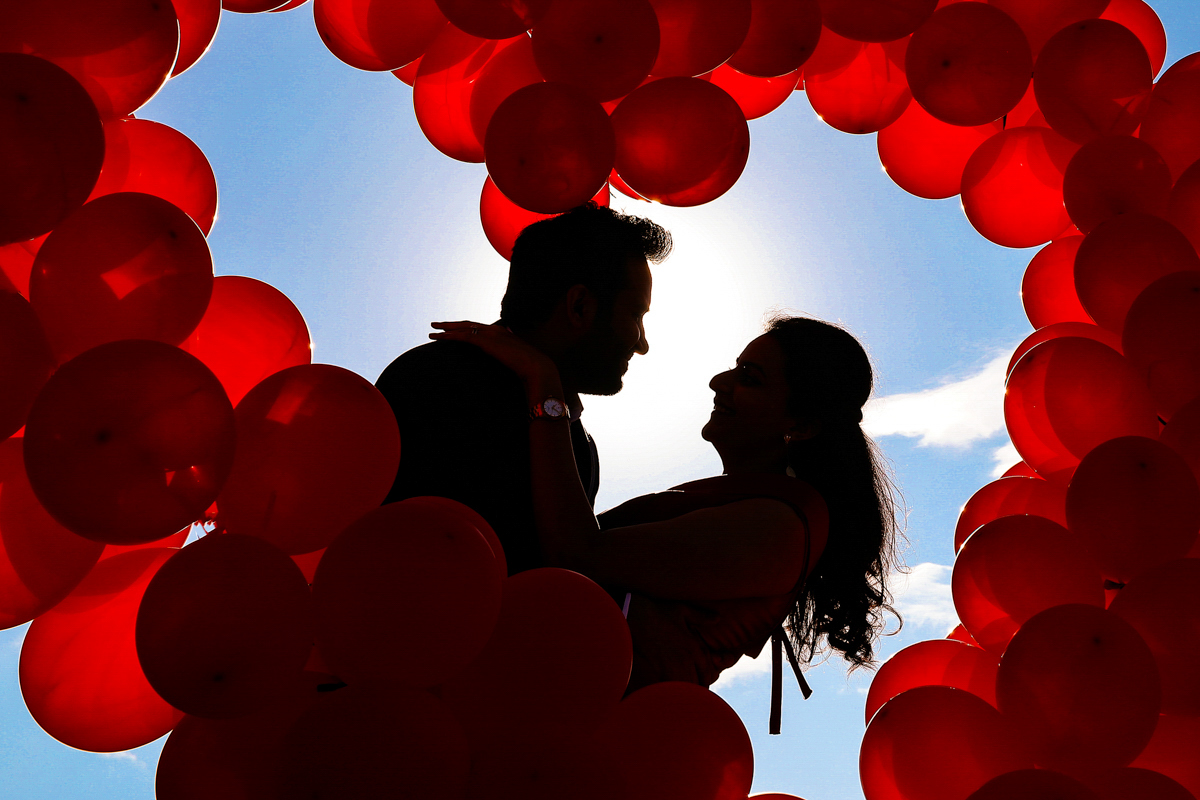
left=580, top=377, right=624, bottom=397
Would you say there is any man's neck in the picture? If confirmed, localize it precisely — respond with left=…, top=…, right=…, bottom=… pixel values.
left=512, top=325, right=583, bottom=419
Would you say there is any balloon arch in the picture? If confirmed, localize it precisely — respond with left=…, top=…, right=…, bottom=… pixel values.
left=3, top=0, right=1200, bottom=798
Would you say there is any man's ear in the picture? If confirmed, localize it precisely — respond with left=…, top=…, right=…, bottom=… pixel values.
left=564, top=283, right=597, bottom=332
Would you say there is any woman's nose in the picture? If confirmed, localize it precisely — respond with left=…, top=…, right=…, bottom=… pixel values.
left=709, top=369, right=731, bottom=391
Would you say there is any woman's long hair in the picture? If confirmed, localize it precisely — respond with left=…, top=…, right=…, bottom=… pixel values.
left=766, top=316, right=904, bottom=670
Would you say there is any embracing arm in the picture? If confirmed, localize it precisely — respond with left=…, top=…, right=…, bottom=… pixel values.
left=430, top=322, right=811, bottom=601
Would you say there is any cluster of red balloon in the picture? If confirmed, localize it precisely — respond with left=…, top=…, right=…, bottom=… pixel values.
left=857, top=3, right=1200, bottom=794
left=315, top=0, right=830, bottom=259
left=7, top=0, right=1200, bottom=798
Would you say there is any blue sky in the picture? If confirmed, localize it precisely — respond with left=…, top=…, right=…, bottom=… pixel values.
left=3, top=3, right=1199, bottom=798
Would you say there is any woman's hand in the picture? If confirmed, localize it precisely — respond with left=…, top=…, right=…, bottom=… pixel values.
left=430, top=321, right=560, bottom=393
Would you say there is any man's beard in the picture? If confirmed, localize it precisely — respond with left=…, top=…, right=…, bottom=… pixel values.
left=560, top=316, right=628, bottom=396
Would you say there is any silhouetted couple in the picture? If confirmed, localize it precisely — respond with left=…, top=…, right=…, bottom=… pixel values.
left=376, top=204, right=900, bottom=728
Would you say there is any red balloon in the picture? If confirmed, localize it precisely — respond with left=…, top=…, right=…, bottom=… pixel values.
left=1034, top=19, right=1153, bottom=143
left=172, top=0, right=222, bottom=77
left=0, top=292, right=53, bottom=440
left=952, top=515, right=1104, bottom=655
left=988, top=0, right=1111, bottom=55
left=480, top=175, right=609, bottom=261
left=484, top=82, right=614, bottom=214
left=647, top=0, right=751, bottom=78
left=953, top=475, right=1068, bottom=553
left=217, top=364, right=400, bottom=555
left=1138, top=57, right=1200, bottom=181
left=155, top=677, right=324, bottom=800
left=0, top=54, right=104, bottom=246
left=968, top=770, right=1100, bottom=800
left=805, top=36, right=911, bottom=134
left=102, top=526, right=190, bottom=560
left=1073, top=213, right=1200, bottom=334
left=1062, top=135, right=1170, bottom=234
left=1110, top=559, right=1200, bottom=717
left=960, top=126, right=1078, bottom=248
left=612, top=76, right=749, bottom=205
left=1007, top=321, right=1123, bottom=379
left=609, top=168, right=646, bottom=200
left=1067, top=437, right=1200, bottom=583
left=593, top=682, right=753, bottom=800
left=0, top=0, right=179, bottom=119
left=414, top=28, right=519, bottom=163
left=405, top=496, right=506, bottom=576
left=996, top=603, right=1160, bottom=776
left=1100, top=0, right=1166, bottom=77
left=434, top=0, right=550, bottom=39
left=1123, top=271, right=1200, bottom=419
left=136, top=533, right=314, bottom=719
left=1002, top=81, right=1049, bottom=128
left=1002, top=460, right=1041, bottom=479
left=312, top=499, right=503, bottom=688
left=819, top=0, right=936, bottom=43
left=178, top=275, right=313, bottom=407
left=461, top=709, right=623, bottom=799
left=0, top=437, right=104, bottom=629
left=531, top=0, right=659, bottom=102
left=946, top=623, right=982, bottom=647
left=1087, top=767, right=1197, bottom=800
left=860, top=686, right=1033, bottom=800
left=865, top=640, right=999, bottom=724
left=1168, top=159, right=1200, bottom=257
left=1131, top=715, right=1200, bottom=799
left=1021, top=236, right=1091, bottom=328
left=280, top=685, right=469, bottom=799
left=468, top=35, right=544, bottom=146
left=1004, top=337, right=1159, bottom=483
left=270, top=0, right=311, bottom=10
left=877, top=100, right=1002, bottom=200
left=222, top=0, right=291, bottom=11
left=391, top=54, right=421, bottom=85
left=23, top=340, right=235, bottom=544
left=726, top=0, right=821, bottom=79
left=1161, top=395, right=1200, bottom=491
left=0, top=235, right=43, bottom=297
left=313, top=0, right=447, bottom=72
left=29, top=193, right=214, bottom=363
left=19, top=548, right=183, bottom=751
left=89, top=118, right=220, bottom=236
left=802, top=25, right=865, bottom=83
left=705, top=63, right=801, bottom=120
left=439, top=569, right=631, bottom=750
left=906, top=3, right=1031, bottom=127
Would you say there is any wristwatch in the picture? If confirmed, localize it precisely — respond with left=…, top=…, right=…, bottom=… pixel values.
left=529, top=396, right=569, bottom=421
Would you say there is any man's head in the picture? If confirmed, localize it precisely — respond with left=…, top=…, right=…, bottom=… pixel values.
left=500, top=204, right=671, bottom=395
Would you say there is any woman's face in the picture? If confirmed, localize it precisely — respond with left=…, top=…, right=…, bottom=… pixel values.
left=701, top=334, right=799, bottom=456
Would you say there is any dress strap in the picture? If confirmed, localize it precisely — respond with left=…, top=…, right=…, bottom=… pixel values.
left=769, top=507, right=814, bottom=735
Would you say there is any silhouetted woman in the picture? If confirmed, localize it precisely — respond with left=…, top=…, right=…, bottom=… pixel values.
left=432, top=314, right=902, bottom=727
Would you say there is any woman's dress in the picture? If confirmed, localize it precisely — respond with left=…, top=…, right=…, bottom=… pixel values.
left=597, top=472, right=829, bottom=728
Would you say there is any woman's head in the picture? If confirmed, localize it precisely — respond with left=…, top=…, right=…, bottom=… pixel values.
left=714, top=315, right=903, bottom=670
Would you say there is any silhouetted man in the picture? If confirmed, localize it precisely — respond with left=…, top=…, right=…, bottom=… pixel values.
left=375, top=204, right=671, bottom=575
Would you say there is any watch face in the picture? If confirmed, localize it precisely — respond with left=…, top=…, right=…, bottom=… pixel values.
left=544, top=398, right=566, bottom=417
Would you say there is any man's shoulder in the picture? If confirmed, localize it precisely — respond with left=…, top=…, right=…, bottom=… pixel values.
left=375, top=339, right=522, bottom=401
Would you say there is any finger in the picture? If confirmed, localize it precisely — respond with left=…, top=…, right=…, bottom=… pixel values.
left=430, top=320, right=476, bottom=330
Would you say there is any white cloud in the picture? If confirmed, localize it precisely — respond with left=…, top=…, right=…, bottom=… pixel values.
left=711, top=649, right=772, bottom=689
left=888, top=562, right=958, bottom=633
left=99, top=751, right=146, bottom=768
left=989, top=439, right=1021, bottom=478
left=863, top=351, right=1010, bottom=448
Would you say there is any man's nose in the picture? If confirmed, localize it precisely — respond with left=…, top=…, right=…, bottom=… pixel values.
left=635, top=326, right=649, bottom=355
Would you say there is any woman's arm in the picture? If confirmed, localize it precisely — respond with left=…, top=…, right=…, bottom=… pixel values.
left=430, top=322, right=813, bottom=602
